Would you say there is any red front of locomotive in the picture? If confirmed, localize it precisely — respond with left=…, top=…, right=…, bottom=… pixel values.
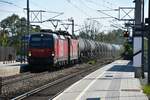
left=27, top=33, right=55, bottom=65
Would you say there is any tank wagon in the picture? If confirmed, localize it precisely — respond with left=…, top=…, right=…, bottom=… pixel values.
left=78, top=38, right=122, bottom=61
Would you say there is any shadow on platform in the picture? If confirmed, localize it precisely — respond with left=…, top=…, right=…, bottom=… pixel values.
left=107, top=62, right=135, bottom=72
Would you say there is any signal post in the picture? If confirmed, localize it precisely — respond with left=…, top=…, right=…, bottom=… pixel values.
left=133, top=0, right=144, bottom=78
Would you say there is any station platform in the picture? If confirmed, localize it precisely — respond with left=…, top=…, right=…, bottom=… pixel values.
left=0, top=61, right=28, bottom=77
left=53, top=60, right=148, bottom=100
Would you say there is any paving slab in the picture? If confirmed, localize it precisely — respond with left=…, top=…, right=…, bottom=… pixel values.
left=53, top=60, right=148, bottom=100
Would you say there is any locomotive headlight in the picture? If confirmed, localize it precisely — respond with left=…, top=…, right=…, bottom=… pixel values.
left=52, top=53, right=55, bottom=56
left=52, top=51, right=55, bottom=56
left=28, top=52, right=32, bottom=56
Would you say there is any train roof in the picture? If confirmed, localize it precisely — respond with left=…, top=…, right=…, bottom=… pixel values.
left=29, top=32, right=72, bottom=40
left=40, top=29, right=77, bottom=38
left=30, top=30, right=77, bottom=39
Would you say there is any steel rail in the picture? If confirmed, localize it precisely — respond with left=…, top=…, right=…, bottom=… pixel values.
left=11, top=60, right=111, bottom=100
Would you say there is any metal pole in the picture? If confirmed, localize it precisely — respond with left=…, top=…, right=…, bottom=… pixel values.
left=142, top=0, right=145, bottom=78
left=20, top=20, right=23, bottom=64
left=27, top=0, right=30, bottom=35
left=0, top=77, right=2, bottom=95
left=23, top=29, right=25, bottom=63
left=134, top=0, right=143, bottom=78
left=26, top=0, right=29, bottom=62
left=148, top=0, right=150, bottom=84
left=72, top=18, right=74, bottom=36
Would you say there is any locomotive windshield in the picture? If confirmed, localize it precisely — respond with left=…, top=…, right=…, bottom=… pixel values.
left=29, top=34, right=53, bottom=48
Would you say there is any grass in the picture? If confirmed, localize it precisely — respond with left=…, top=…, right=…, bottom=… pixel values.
left=143, top=85, right=150, bottom=95
left=88, top=60, right=96, bottom=65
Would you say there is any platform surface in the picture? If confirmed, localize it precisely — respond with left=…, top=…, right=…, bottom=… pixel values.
left=53, top=60, right=148, bottom=100
left=0, top=61, right=27, bottom=77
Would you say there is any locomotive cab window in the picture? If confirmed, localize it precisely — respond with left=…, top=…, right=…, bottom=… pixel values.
left=29, top=34, right=53, bottom=48
left=29, top=36, right=41, bottom=48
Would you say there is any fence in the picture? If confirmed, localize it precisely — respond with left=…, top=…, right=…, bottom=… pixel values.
left=0, top=47, right=16, bottom=61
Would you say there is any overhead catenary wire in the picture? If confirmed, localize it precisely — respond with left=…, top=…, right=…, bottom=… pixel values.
left=41, top=14, right=72, bottom=31
left=109, top=20, right=125, bottom=29
left=97, top=10, right=118, bottom=20
left=30, top=0, right=63, bottom=14
left=26, top=0, right=65, bottom=30
left=0, top=0, right=13, bottom=5
left=85, top=0, right=117, bottom=11
left=0, top=0, right=23, bottom=9
left=83, top=0, right=123, bottom=28
left=0, top=0, right=124, bottom=32
left=66, top=0, right=92, bottom=17
left=0, top=0, right=26, bottom=16
left=102, top=0, right=118, bottom=8
left=66, top=0, right=107, bottom=32
left=69, top=0, right=122, bottom=32
left=0, top=9, right=23, bottom=13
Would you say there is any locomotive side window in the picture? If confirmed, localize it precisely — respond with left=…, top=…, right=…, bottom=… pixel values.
left=42, top=36, right=52, bottom=48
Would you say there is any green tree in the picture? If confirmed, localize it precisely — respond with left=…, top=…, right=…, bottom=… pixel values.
left=79, top=20, right=101, bottom=39
left=0, top=30, right=9, bottom=47
left=31, top=25, right=41, bottom=32
left=0, top=14, right=41, bottom=54
left=79, top=23, right=125, bottom=45
left=122, top=42, right=133, bottom=60
left=1, top=14, right=19, bottom=36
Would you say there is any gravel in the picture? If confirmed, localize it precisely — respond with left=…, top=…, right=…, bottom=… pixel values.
left=0, top=63, right=96, bottom=99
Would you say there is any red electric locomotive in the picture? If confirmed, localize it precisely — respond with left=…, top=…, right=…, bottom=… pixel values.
left=27, top=31, right=78, bottom=68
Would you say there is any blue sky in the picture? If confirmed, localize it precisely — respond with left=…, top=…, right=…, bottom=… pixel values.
left=0, top=0, right=148, bottom=34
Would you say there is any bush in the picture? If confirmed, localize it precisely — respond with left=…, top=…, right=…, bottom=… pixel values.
left=143, top=85, right=150, bottom=95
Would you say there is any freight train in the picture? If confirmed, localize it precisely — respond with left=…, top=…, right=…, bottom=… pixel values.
left=27, top=31, right=122, bottom=68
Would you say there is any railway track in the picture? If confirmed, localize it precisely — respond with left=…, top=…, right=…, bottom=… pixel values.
left=11, top=59, right=113, bottom=100
left=2, top=72, right=48, bottom=85
left=2, top=64, right=76, bottom=86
